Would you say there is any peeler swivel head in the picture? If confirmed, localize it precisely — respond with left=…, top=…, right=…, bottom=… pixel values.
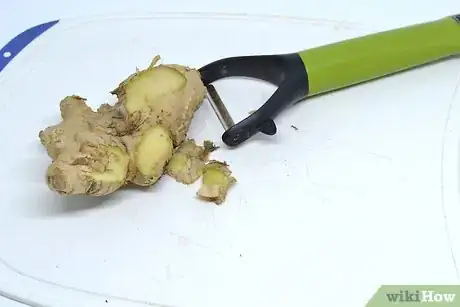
left=199, top=53, right=309, bottom=147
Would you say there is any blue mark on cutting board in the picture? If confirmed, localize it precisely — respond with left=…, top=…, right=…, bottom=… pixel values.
left=0, top=20, right=60, bottom=74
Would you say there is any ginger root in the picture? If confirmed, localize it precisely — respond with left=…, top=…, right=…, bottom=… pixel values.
left=166, top=139, right=214, bottom=184
left=39, top=96, right=131, bottom=196
left=39, top=56, right=206, bottom=196
left=197, top=160, right=236, bottom=205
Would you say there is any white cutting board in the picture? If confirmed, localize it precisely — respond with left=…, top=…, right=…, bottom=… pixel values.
left=0, top=12, right=459, bottom=307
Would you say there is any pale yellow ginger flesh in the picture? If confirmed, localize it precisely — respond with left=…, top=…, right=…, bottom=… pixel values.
left=38, top=55, right=206, bottom=196
left=90, top=146, right=130, bottom=183
left=122, top=125, right=174, bottom=186
left=119, top=65, right=186, bottom=116
left=197, top=160, right=236, bottom=205
left=136, top=126, right=173, bottom=178
left=111, top=56, right=206, bottom=146
left=166, top=139, right=215, bottom=184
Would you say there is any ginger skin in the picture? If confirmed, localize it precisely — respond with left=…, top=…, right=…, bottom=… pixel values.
left=39, top=56, right=206, bottom=196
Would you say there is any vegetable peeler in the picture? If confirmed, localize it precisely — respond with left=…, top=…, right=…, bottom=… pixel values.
left=199, top=14, right=460, bottom=148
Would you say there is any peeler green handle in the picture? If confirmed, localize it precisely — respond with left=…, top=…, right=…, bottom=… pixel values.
left=299, top=15, right=460, bottom=96
left=199, top=14, right=460, bottom=147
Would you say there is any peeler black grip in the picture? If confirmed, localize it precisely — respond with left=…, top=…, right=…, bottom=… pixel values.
left=199, top=53, right=309, bottom=147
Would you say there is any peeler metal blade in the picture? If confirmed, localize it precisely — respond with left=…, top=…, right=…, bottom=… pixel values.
left=205, top=84, right=278, bottom=140
left=205, top=84, right=235, bottom=131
